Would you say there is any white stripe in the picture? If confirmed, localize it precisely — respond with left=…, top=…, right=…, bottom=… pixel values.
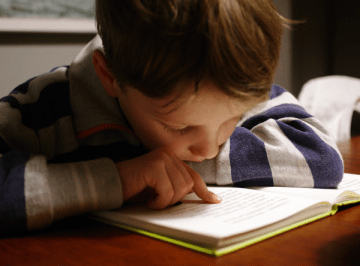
left=69, top=164, right=86, bottom=212
left=216, top=139, right=233, bottom=185
left=25, top=155, right=55, bottom=230
left=82, top=162, right=100, bottom=209
left=251, top=119, right=315, bottom=187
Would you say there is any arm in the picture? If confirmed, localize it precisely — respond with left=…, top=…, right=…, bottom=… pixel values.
left=0, top=150, right=122, bottom=235
left=0, top=68, right=122, bottom=235
left=189, top=85, right=344, bottom=188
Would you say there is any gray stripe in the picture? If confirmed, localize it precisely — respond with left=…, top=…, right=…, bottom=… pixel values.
left=216, top=139, right=233, bottom=185
left=301, top=117, right=343, bottom=159
left=25, top=157, right=122, bottom=230
left=251, top=119, right=315, bottom=187
left=187, top=159, right=217, bottom=185
left=25, top=155, right=54, bottom=231
left=83, top=162, right=99, bottom=209
left=38, top=116, right=78, bottom=159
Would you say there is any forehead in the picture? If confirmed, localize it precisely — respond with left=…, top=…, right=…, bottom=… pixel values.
left=146, top=81, right=248, bottom=123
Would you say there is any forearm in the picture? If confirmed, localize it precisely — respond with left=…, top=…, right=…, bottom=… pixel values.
left=0, top=152, right=123, bottom=234
left=26, top=155, right=123, bottom=231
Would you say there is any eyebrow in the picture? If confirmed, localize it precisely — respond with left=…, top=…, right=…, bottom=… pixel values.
left=154, top=93, right=198, bottom=115
left=155, top=82, right=200, bottom=115
left=155, top=99, right=188, bottom=115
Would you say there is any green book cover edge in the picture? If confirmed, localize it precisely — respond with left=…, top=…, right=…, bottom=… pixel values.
left=104, top=210, right=333, bottom=257
left=335, top=198, right=360, bottom=208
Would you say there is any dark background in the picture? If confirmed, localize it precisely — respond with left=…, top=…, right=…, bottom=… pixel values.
left=291, top=0, right=360, bottom=97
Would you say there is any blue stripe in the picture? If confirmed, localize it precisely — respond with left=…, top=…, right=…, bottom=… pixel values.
left=270, top=85, right=287, bottom=99
left=229, top=127, right=273, bottom=187
left=241, top=103, right=312, bottom=130
left=50, top=65, right=69, bottom=73
left=1, top=94, right=20, bottom=108
left=0, top=151, right=29, bottom=234
left=10, top=78, right=33, bottom=95
left=0, top=136, right=11, bottom=154
left=2, top=81, right=72, bottom=132
left=276, top=120, right=343, bottom=188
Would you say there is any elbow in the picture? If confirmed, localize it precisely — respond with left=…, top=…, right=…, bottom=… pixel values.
left=311, top=149, right=344, bottom=188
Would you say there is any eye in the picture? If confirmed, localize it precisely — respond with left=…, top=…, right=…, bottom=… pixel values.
left=163, top=125, right=190, bottom=135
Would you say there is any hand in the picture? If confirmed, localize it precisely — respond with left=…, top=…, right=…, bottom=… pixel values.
left=115, top=147, right=222, bottom=209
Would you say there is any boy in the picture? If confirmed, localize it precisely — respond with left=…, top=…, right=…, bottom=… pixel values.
left=0, top=0, right=343, bottom=235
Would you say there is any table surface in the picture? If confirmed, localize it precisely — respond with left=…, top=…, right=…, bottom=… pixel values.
left=1, top=137, right=360, bottom=266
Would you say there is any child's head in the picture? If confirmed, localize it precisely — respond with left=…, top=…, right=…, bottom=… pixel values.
left=95, top=0, right=287, bottom=101
left=93, top=0, right=288, bottom=161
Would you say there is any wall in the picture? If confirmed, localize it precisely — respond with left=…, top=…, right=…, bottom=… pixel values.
left=0, top=33, right=95, bottom=97
left=291, top=0, right=360, bottom=97
left=291, top=0, right=331, bottom=97
left=273, top=0, right=293, bottom=94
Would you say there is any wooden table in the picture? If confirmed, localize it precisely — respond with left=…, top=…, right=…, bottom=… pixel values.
left=1, top=137, right=360, bottom=266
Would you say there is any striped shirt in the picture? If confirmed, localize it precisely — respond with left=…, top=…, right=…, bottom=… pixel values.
left=0, top=36, right=343, bottom=235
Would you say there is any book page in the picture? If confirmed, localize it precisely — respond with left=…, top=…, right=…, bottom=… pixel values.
left=251, top=173, right=360, bottom=204
left=93, top=187, right=328, bottom=239
left=337, top=173, right=360, bottom=192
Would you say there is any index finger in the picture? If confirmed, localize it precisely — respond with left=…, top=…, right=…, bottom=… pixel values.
left=182, top=162, right=222, bottom=204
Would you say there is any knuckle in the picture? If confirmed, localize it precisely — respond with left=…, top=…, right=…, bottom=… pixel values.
left=163, top=188, right=175, bottom=199
left=180, top=185, right=190, bottom=196
left=187, top=179, right=195, bottom=189
left=153, top=150, right=170, bottom=164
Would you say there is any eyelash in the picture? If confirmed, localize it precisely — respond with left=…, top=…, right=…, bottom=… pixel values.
left=162, top=116, right=241, bottom=135
left=163, top=125, right=190, bottom=135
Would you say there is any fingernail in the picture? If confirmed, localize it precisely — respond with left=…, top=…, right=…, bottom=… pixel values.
left=213, top=193, right=222, bottom=203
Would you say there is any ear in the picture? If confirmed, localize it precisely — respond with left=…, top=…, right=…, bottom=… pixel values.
left=92, top=49, right=118, bottom=98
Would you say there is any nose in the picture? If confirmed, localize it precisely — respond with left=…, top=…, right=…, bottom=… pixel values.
left=189, top=133, right=219, bottom=160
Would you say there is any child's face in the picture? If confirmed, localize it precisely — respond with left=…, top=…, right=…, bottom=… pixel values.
left=116, top=81, right=255, bottom=162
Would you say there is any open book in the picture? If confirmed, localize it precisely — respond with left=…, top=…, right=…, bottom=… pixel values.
left=89, top=173, right=360, bottom=256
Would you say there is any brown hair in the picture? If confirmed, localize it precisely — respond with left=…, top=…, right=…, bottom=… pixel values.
left=96, top=0, right=288, bottom=100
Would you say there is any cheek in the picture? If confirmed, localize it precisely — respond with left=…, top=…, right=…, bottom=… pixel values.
left=136, top=124, right=178, bottom=151
left=144, top=130, right=190, bottom=157
left=219, top=120, right=238, bottom=145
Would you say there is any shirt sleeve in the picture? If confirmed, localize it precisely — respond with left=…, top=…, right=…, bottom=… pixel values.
left=0, top=67, right=123, bottom=235
left=189, top=85, right=344, bottom=188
